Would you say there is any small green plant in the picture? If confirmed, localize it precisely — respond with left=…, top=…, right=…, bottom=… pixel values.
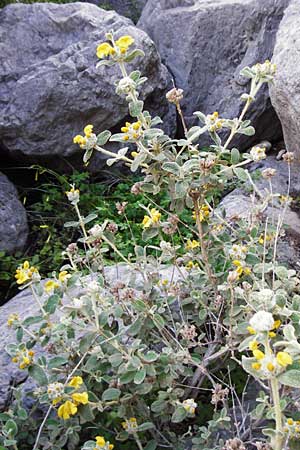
left=3, top=33, right=300, bottom=450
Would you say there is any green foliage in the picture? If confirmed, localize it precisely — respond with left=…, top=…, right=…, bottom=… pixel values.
left=3, top=32, right=299, bottom=450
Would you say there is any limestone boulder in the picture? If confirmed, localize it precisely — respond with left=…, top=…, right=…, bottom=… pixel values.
left=270, top=0, right=300, bottom=158
left=0, top=3, right=175, bottom=169
left=138, top=0, right=290, bottom=148
left=0, top=172, right=28, bottom=255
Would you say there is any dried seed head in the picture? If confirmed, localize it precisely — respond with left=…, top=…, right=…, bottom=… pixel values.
left=227, top=270, right=239, bottom=283
left=282, top=151, right=295, bottom=163
left=211, top=383, right=229, bottom=408
left=67, top=243, right=78, bottom=253
left=116, top=201, right=128, bottom=215
left=166, top=87, right=184, bottom=104
left=162, top=224, right=177, bottom=235
left=180, top=324, right=198, bottom=341
left=255, top=443, right=271, bottom=450
left=131, top=182, right=143, bottom=195
left=107, top=222, right=118, bottom=234
left=223, top=438, right=246, bottom=450
left=261, top=168, right=277, bottom=179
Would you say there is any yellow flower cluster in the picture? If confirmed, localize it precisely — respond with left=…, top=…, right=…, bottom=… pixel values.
left=186, top=239, right=200, bottom=250
left=250, top=339, right=293, bottom=373
left=247, top=319, right=281, bottom=336
left=121, top=120, right=142, bottom=141
left=44, top=279, right=59, bottom=293
left=192, top=204, right=210, bottom=222
left=254, top=60, right=276, bottom=77
left=44, top=271, right=70, bottom=293
left=186, top=261, right=199, bottom=270
left=250, top=146, right=266, bottom=162
left=56, top=376, right=89, bottom=420
left=94, top=436, right=114, bottom=450
left=7, top=313, right=19, bottom=327
left=283, top=418, right=300, bottom=437
left=142, top=208, right=161, bottom=229
left=12, top=349, right=34, bottom=370
left=206, top=111, right=224, bottom=132
left=73, top=124, right=94, bottom=148
left=232, top=260, right=251, bottom=277
left=258, top=233, right=275, bottom=245
left=96, top=35, right=134, bottom=59
left=15, top=261, right=38, bottom=285
left=182, top=398, right=197, bottom=415
left=65, top=186, right=80, bottom=204
left=122, top=417, right=138, bottom=433
left=229, top=244, right=247, bottom=260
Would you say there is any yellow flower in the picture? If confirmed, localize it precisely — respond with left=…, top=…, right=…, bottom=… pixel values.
left=267, top=362, right=275, bottom=372
left=269, top=331, right=276, bottom=338
left=247, top=326, right=256, bottom=335
left=192, top=205, right=210, bottom=222
left=186, top=261, right=199, bottom=270
left=252, top=362, right=261, bottom=370
left=71, top=392, right=89, bottom=405
left=122, top=417, right=138, bottom=431
left=7, top=313, right=19, bottom=327
left=273, top=320, right=281, bottom=330
left=115, top=35, right=134, bottom=52
left=244, top=267, right=251, bottom=275
left=14, top=349, right=35, bottom=369
left=84, top=124, right=93, bottom=138
left=96, top=436, right=106, bottom=447
left=68, top=376, right=83, bottom=389
left=150, top=208, right=161, bottom=223
left=142, top=215, right=151, bottom=228
left=186, top=239, right=200, bottom=250
left=253, top=349, right=265, bottom=360
left=57, top=400, right=78, bottom=420
left=73, top=134, right=86, bottom=145
left=131, top=151, right=138, bottom=157
left=58, top=271, right=70, bottom=283
left=15, top=261, right=37, bottom=285
left=96, top=42, right=115, bottom=59
left=249, top=340, right=259, bottom=351
left=276, top=351, right=293, bottom=367
left=132, top=121, right=141, bottom=130
left=232, top=260, right=251, bottom=277
left=44, top=280, right=59, bottom=293
left=141, top=208, right=161, bottom=229
left=52, top=397, right=63, bottom=406
left=287, top=418, right=294, bottom=426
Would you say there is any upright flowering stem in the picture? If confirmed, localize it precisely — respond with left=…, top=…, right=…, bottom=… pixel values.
left=265, top=338, right=283, bottom=450
left=30, top=284, right=47, bottom=317
left=270, top=377, right=283, bottom=450
left=222, top=80, right=262, bottom=152
left=118, top=60, right=148, bottom=130
left=192, top=195, right=216, bottom=290
left=73, top=203, right=92, bottom=251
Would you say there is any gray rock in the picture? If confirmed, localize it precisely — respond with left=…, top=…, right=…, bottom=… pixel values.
left=219, top=153, right=300, bottom=266
left=269, top=0, right=300, bottom=158
left=138, top=0, right=290, bottom=148
left=0, top=3, right=175, bottom=169
left=97, top=0, right=148, bottom=23
left=0, top=172, right=28, bottom=254
left=0, top=264, right=184, bottom=411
